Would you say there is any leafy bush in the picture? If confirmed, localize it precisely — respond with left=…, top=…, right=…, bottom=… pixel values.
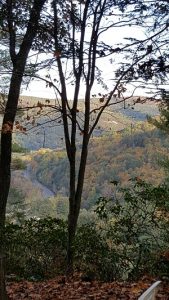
left=95, top=179, right=169, bottom=280
left=3, top=180, right=169, bottom=281
left=74, top=224, right=121, bottom=281
left=4, top=218, right=68, bottom=280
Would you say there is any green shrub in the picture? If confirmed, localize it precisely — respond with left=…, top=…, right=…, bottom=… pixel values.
left=4, top=218, right=68, bottom=280
left=3, top=179, right=169, bottom=282
left=95, top=179, right=169, bottom=280
left=74, top=224, right=121, bottom=281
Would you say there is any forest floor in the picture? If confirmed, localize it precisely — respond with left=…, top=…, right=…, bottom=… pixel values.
left=6, top=274, right=169, bottom=299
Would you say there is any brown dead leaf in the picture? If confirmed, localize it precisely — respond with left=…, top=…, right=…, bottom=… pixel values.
left=6, top=275, right=169, bottom=300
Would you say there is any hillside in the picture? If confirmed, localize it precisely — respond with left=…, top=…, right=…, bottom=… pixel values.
left=4, top=95, right=164, bottom=219
left=0, top=94, right=159, bottom=150
left=28, top=123, right=168, bottom=209
left=9, top=121, right=169, bottom=220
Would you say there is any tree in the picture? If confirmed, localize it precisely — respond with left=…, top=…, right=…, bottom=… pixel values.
left=13, top=0, right=169, bottom=275
left=46, top=0, right=166, bottom=273
left=115, top=0, right=169, bottom=97
left=0, top=0, right=46, bottom=298
left=148, top=92, right=169, bottom=132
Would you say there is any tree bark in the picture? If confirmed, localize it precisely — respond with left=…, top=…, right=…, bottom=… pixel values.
left=66, top=141, right=89, bottom=274
left=67, top=206, right=78, bottom=274
left=66, top=123, right=89, bottom=273
left=0, top=65, right=24, bottom=300
left=0, top=254, right=7, bottom=300
left=0, top=1, right=46, bottom=298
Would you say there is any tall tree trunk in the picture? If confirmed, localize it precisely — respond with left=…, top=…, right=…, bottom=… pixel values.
left=0, top=69, right=23, bottom=300
left=0, top=1, right=46, bottom=297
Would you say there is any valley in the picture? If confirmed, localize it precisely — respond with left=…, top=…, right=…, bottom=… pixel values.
left=1, top=0, right=169, bottom=294
left=7, top=96, right=168, bottom=222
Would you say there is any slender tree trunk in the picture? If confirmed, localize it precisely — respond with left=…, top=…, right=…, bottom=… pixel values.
left=67, top=206, right=78, bottom=274
left=66, top=138, right=89, bottom=274
left=66, top=154, right=77, bottom=274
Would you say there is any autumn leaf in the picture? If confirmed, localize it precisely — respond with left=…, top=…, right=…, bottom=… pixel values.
left=2, top=122, right=13, bottom=133
left=6, top=276, right=169, bottom=300
left=135, top=176, right=143, bottom=183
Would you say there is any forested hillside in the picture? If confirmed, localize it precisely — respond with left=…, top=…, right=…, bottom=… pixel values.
left=29, top=123, right=168, bottom=209
left=9, top=121, right=169, bottom=220
left=5, top=98, right=162, bottom=220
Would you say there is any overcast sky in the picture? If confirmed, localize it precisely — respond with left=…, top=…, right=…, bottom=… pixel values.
left=21, top=22, right=147, bottom=100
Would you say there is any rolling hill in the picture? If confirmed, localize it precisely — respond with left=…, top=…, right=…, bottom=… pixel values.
left=0, top=94, right=159, bottom=150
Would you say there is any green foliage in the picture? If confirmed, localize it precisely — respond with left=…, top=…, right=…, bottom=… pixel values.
left=73, top=177, right=169, bottom=281
left=74, top=224, right=121, bottom=281
left=4, top=218, right=68, bottom=280
left=95, top=179, right=169, bottom=280
left=12, top=142, right=27, bottom=153
left=148, top=98, right=169, bottom=133
left=28, top=195, right=69, bottom=220
left=3, top=178, right=169, bottom=281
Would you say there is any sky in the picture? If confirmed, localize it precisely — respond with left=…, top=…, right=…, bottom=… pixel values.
left=21, top=17, right=148, bottom=100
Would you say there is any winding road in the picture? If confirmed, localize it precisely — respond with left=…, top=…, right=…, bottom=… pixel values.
left=22, top=167, right=55, bottom=198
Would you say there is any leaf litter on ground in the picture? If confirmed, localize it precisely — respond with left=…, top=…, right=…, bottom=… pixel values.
left=6, top=274, right=169, bottom=300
